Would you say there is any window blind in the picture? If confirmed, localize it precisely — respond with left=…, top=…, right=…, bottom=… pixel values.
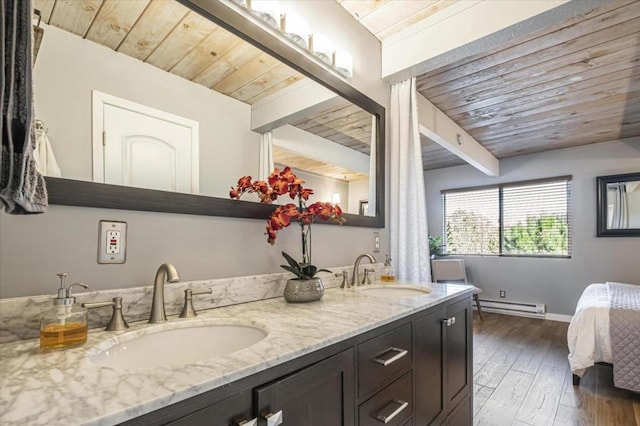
left=442, top=177, right=571, bottom=257
left=443, top=188, right=499, bottom=255
left=502, top=180, right=570, bottom=256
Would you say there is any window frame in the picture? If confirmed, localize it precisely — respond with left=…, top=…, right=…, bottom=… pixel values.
left=441, top=175, right=572, bottom=259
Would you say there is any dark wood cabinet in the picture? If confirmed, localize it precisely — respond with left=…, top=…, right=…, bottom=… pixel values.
left=166, top=391, right=252, bottom=426
left=255, top=348, right=355, bottom=425
left=121, top=293, right=472, bottom=426
left=445, top=299, right=472, bottom=413
left=413, top=307, right=445, bottom=425
left=414, top=298, right=472, bottom=426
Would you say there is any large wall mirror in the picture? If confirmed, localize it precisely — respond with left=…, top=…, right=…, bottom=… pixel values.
left=34, top=0, right=384, bottom=227
left=597, top=172, right=640, bottom=237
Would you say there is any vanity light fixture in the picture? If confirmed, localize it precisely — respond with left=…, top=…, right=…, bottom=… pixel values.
left=222, top=0, right=353, bottom=79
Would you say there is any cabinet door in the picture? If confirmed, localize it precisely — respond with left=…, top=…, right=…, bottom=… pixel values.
left=445, top=298, right=472, bottom=412
left=443, top=396, right=471, bottom=426
left=413, top=307, right=445, bottom=425
left=166, top=391, right=253, bottom=426
left=255, top=348, right=355, bottom=426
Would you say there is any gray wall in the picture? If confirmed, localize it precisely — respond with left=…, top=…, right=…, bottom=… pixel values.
left=34, top=24, right=260, bottom=197
left=424, top=138, right=640, bottom=316
left=0, top=1, right=389, bottom=299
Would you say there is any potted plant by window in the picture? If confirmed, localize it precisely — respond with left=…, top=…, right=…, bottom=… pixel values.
left=429, top=235, right=445, bottom=260
left=230, top=167, right=345, bottom=302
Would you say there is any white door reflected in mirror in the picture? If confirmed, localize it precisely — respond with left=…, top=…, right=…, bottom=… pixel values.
left=94, top=91, right=199, bottom=194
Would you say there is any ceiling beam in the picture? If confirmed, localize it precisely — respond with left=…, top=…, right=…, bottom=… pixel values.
left=381, top=0, right=603, bottom=84
left=416, top=93, right=499, bottom=177
left=250, top=78, right=340, bottom=132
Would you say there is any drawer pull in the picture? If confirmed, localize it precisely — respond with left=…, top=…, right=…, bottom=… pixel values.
left=372, top=347, right=408, bottom=366
left=442, top=317, right=456, bottom=327
left=264, top=410, right=283, bottom=426
left=236, top=419, right=257, bottom=426
left=375, top=399, right=409, bottom=423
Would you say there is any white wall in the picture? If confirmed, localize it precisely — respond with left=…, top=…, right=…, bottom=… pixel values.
left=424, top=139, right=640, bottom=316
left=34, top=24, right=260, bottom=199
left=0, top=1, right=389, bottom=299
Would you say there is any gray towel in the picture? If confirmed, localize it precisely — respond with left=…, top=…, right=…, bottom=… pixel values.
left=1, top=0, right=47, bottom=214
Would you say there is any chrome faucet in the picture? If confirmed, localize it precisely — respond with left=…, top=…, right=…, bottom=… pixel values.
left=149, top=263, right=180, bottom=323
left=351, top=253, right=376, bottom=287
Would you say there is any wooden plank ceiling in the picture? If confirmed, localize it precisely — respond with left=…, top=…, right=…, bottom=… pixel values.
left=415, top=0, right=640, bottom=170
left=337, top=0, right=458, bottom=41
left=338, top=0, right=640, bottom=170
left=33, top=0, right=372, bottom=181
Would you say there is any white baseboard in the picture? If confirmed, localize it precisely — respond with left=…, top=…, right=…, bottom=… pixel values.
left=473, top=306, right=572, bottom=322
left=544, top=313, right=572, bottom=323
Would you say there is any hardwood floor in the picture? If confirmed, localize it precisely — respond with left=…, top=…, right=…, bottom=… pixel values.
left=472, top=312, right=639, bottom=426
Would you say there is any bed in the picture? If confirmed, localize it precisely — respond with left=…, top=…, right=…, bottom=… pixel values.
left=567, top=282, right=640, bottom=392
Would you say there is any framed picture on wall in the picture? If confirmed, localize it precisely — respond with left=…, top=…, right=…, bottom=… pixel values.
left=359, top=200, right=369, bottom=216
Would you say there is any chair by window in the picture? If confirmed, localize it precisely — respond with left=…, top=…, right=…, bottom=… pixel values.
left=431, top=259, right=484, bottom=320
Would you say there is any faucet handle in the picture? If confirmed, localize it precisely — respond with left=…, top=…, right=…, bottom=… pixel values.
left=179, top=288, right=213, bottom=318
left=83, top=297, right=129, bottom=331
left=336, top=270, right=348, bottom=288
left=362, top=268, right=375, bottom=285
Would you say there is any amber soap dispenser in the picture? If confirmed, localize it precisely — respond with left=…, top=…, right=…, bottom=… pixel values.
left=40, top=273, right=89, bottom=351
left=381, top=255, right=396, bottom=282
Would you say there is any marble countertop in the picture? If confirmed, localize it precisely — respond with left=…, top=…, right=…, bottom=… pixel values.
left=0, top=282, right=472, bottom=426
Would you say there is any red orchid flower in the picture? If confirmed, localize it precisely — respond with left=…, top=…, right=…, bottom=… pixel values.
left=230, top=167, right=345, bottom=245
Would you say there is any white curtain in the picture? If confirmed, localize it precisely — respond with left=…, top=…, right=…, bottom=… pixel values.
left=367, top=115, right=377, bottom=216
left=389, top=78, right=431, bottom=282
left=609, top=183, right=628, bottom=229
left=258, top=131, right=273, bottom=181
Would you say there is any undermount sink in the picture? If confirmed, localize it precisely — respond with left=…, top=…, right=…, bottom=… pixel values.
left=89, top=320, right=268, bottom=370
left=357, top=284, right=432, bottom=298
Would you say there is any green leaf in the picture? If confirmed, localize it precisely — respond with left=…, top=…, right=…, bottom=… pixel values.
left=302, top=265, right=317, bottom=277
left=280, top=265, right=304, bottom=279
left=281, top=251, right=301, bottom=270
left=316, top=268, right=332, bottom=275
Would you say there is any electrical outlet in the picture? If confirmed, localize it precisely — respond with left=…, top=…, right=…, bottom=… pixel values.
left=98, top=221, right=127, bottom=264
left=373, top=232, right=380, bottom=253
left=499, top=290, right=506, bottom=298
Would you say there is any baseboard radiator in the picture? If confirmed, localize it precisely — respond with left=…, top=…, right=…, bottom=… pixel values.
left=477, top=298, right=546, bottom=318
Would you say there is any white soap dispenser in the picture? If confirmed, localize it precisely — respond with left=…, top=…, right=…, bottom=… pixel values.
left=40, top=273, right=90, bottom=351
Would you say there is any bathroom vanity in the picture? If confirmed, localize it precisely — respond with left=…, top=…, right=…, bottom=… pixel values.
left=0, top=283, right=473, bottom=426
left=129, top=296, right=472, bottom=426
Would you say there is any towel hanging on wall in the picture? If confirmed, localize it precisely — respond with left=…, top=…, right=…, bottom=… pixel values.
left=1, top=0, right=48, bottom=214
left=34, top=121, right=61, bottom=177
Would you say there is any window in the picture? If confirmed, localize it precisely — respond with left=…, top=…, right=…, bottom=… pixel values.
left=442, top=177, right=571, bottom=257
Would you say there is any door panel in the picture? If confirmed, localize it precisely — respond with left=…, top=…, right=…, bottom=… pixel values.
left=446, top=299, right=471, bottom=410
left=413, top=307, right=445, bottom=425
left=255, top=349, right=355, bottom=426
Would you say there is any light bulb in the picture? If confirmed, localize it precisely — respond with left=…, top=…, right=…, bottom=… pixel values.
left=251, top=0, right=281, bottom=29
left=334, top=49, right=353, bottom=78
left=282, top=12, right=309, bottom=49
left=310, top=33, right=333, bottom=65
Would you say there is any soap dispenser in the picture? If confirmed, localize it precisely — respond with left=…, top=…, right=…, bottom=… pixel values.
left=381, top=255, right=396, bottom=282
left=40, top=273, right=90, bottom=351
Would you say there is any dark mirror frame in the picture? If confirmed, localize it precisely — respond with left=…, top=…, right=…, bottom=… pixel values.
left=596, top=172, right=640, bottom=237
left=46, top=0, right=385, bottom=228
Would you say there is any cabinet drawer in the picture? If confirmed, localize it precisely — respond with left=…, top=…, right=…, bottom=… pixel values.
left=359, top=372, right=413, bottom=426
left=359, top=323, right=412, bottom=397
left=166, top=391, right=252, bottom=426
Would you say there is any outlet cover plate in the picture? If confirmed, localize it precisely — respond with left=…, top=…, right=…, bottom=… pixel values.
left=98, top=220, right=127, bottom=264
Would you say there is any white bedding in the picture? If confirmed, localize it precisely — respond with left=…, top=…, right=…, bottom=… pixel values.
left=567, top=283, right=613, bottom=376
